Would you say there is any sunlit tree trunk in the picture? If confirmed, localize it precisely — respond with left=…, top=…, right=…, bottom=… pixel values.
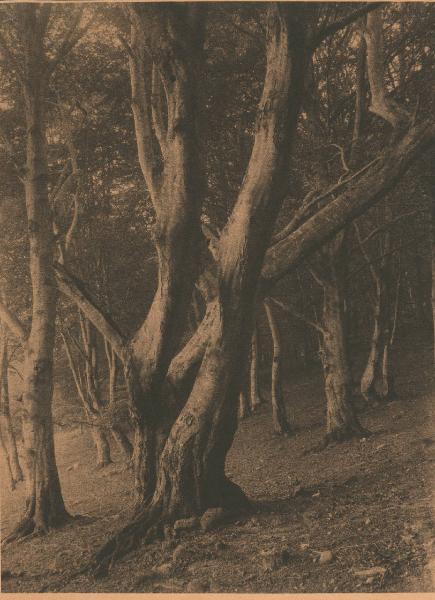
left=2, top=7, right=72, bottom=544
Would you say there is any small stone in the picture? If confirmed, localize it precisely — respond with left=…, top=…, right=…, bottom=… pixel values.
left=260, top=548, right=291, bottom=572
left=292, top=484, right=303, bottom=497
left=173, top=517, right=199, bottom=534
left=352, top=566, right=386, bottom=577
left=153, top=562, right=173, bottom=577
left=215, top=540, right=227, bottom=551
left=300, top=543, right=309, bottom=551
left=318, top=550, right=333, bottom=565
left=200, top=507, right=225, bottom=532
left=365, top=518, right=371, bottom=525
left=312, top=491, right=321, bottom=498
left=172, top=543, right=190, bottom=563
left=186, top=580, right=209, bottom=593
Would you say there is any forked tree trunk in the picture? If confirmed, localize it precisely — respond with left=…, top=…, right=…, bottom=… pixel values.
left=321, top=241, right=366, bottom=443
left=249, top=327, right=263, bottom=410
left=118, top=6, right=207, bottom=506
left=92, top=5, right=309, bottom=575
left=0, top=334, right=23, bottom=489
left=264, top=301, right=292, bottom=435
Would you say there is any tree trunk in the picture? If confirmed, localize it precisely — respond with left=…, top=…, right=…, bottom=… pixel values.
left=249, top=327, right=263, bottom=410
left=91, top=424, right=112, bottom=468
left=0, top=333, right=23, bottom=488
left=360, top=277, right=389, bottom=403
left=265, top=301, right=292, bottom=435
left=4, top=9, right=71, bottom=544
left=321, top=242, right=366, bottom=443
left=111, top=425, right=133, bottom=460
left=121, top=6, right=207, bottom=506
left=432, top=187, right=435, bottom=365
left=92, top=5, right=309, bottom=575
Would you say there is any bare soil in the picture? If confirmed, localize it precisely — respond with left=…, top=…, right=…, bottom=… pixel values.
left=1, top=338, right=434, bottom=593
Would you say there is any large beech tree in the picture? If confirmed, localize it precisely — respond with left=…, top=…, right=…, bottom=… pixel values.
left=47, top=3, right=434, bottom=574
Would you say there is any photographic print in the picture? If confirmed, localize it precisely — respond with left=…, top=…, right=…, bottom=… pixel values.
left=0, top=1, right=434, bottom=594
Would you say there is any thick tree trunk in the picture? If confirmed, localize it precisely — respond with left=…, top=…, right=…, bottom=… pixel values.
left=123, top=6, right=207, bottom=506
left=92, top=5, right=309, bottom=575
left=265, top=301, right=292, bottom=435
left=0, top=334, right=23, bottom=488
left=321, top=242, right=366, bottom=443
left=249, top=328, right=263, bottom=410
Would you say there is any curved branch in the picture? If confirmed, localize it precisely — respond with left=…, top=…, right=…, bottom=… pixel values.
left=54, top=263, right=127, bottom=361
left=268, top=296, right=325, bottom=335
left=262, top=120, right=435, bottom=287
left=0, top=295, right=28, bottom=343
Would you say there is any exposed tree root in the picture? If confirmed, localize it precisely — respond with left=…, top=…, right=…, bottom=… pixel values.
left=1, top=510, right=75, bottom=548
left=91, top=478, right=250, bottom=579
left=308, top=423, right=372, bottom=454
left=91, top=506, right=163, bottom=579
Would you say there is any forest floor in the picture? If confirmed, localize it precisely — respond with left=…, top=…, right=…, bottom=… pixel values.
left=1, top=337, right=434, bottom=593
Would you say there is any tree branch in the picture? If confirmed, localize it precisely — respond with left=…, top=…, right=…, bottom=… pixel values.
left=54, top=263, right=127, bottom=360
left=312, top=3, right=385, bottom=49
left=261, top=120, right=435, bottom=287
left=268, top=296, right=325, bottom=335
left=0, top=295, right=28, bottom=343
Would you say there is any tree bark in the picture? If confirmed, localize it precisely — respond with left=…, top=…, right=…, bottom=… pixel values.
left=264, top=301, right=292, bottom=435
left=320, top=239, right=366, bottom=443
left=120, top=5, right=207, bottom=505
left=3, top=7, right=71, bottom=544
left=249, top=327, right=263, bottom=410
left=92, top=5, right=310, bottom=575
left=0, top=333, right=23, bottom=489
left=432, top=194, right=435, bottom=365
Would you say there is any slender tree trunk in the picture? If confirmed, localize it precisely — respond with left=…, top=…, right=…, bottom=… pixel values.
left=360, top=277, right=389, bottom=403
left=265, top=301, right=292, bottom=435
left=249, top=327, right=263, bottom=410
left=432, top=189, right=435, bottom=364
left=238, top=388, right=250, bottom=420
left=0, top=334, right=23, bottom=489
left=4, top=10, right=71, bottom=543
left=321, top=241, right=366, bottom=443
left=91, top=424, right=112, bottom=468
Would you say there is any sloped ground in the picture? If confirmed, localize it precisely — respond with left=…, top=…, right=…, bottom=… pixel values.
left=1, top=338, right=434, bottom=593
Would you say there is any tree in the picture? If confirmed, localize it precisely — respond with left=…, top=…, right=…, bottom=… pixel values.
left=0, top=323, right=23, bottom=490
left=0, top=4, right=91, bottom=543
left=264, top=300, right=292, bottom=435
left=49, top=3, right=434, bottom=574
